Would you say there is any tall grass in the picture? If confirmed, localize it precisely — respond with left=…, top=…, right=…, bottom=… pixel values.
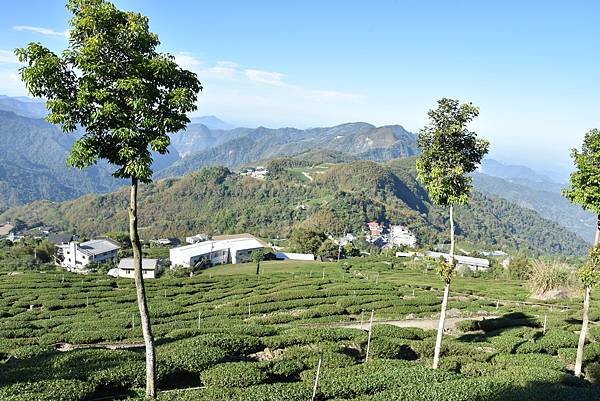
left=529, top=260, right=576, bottom=297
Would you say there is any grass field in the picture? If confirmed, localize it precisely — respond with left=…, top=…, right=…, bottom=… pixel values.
left=1, top=259, right=599, bottom=400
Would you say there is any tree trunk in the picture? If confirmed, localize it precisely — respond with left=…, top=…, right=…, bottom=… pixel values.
left=433, top=205, right=455, bottom=369
left=449, top=204, right=455, bottom=260
left=575, top=218, right=600, bottom=377
left=129, top=178, right=156, bottom=398
left=433, top=282, right=450, bottom=369
left=575, top=285, right=591, bottom=377
left=256, top=261, right=260, bottom=275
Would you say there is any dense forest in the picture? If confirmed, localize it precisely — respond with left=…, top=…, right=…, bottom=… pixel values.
left=0, top=157, right=588, bottom=256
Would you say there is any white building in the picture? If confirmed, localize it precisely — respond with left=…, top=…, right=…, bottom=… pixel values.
left=275, top=252, right=315, bottom=261
left=149, top=238, right=174, bottom=246
left=170, top=236, right=265, bottom=268
left=336, top=233, right=356, bottom=246
left=426, top=251, right=490, bottom=272
left=61, top=239, right=120, bottom=271
left=108, top=258, right=158, bottom=279
left=241, top=166, right=269, bottom=180
left=185, top=233, right=209, bottom=244
left=390, top=225, right=417, bottom=248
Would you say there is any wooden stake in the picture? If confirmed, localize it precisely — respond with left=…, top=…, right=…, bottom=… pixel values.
left=375, top=272, right=379, bottom=284
left=311, top=353, right=323, bottom=401
left=248, top=301, right=251, bottom=317
left=496, top=300, right=499, bottom=309
left=86, top=296, right=89, bottom=307
left=131, top=313, right=135, bottom=330
left=543, top=315, right=547, bottom=334
left=198, top=310, right=201, bottom=329
left=322, top=269, right=325, bottom=279
left=365, top=309, right=375, bottom=362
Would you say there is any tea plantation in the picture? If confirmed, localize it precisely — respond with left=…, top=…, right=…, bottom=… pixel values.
left=1, top=259, right=599, bottom=400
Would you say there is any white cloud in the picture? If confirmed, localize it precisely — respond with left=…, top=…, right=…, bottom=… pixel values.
left=0, top=50, right=19, bottom=65
left=167, top=54, right=365, bottom=126
left=205, top=61, right=239, bottom=79
left=174, top=52, right=201, bottom=71
left=13, top=25, right=68, bottom=38
left=244, top=69, right=286, bottom=86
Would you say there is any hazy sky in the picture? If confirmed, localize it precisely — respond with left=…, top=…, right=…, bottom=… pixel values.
left=1, top=1, right=599, bottom=174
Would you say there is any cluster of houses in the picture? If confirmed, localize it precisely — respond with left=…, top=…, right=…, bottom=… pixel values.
left=239, top=166, right=269, bottom=180
left=366, top=221, right=418, bottom=249
left=0, top=221, right=74, bottom=244
left=3, top=217, right=505, bottom=277
left=55, top=233, right=269, bottom=279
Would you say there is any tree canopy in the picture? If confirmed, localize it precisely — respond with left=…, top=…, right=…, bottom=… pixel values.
left=416, top=98, right=489, bottom=206
left=563, top=128, right=600, bottom=215
left=16, top=0, right=202, bottom=183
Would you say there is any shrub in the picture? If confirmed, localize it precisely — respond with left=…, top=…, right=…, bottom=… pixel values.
left=538, top=330, right=579, bottom=355
left=201, top=362, right=268, bottom=388
left=369, top=338, right=418, bottom=360
left=456, top=319, right=480, bottom=332
left=0, top=379, right=96, bottom=401
left=371, top=324, right=434, bottom=340
left=159, top=344, right=226, bottom=374
left=585, top=362, right=600, bottom=384
left=529, top=260, right=575, bottom=296
left=239, top=382, right=312, bottom=401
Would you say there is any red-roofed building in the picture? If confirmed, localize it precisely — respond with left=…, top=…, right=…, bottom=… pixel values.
left=367, top=221, right=383, bottom=236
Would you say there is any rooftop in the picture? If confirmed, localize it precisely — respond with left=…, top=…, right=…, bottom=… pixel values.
left=170, top=240, right=231, bottom=259
left=78, top=239, right=121, bottom=256
left=426, top=251, right=490, bottom=267
left=170, top=236, right=265, bottom=259
left=118, top=258, right=158, bottom=270
left=212, top=233, right=268, bottom=246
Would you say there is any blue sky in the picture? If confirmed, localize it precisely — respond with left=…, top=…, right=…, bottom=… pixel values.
left=1, top=1, right=599, bottom=176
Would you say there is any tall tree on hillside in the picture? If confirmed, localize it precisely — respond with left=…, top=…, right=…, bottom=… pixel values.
left=16, top=0, right=201, bottom=397
left=563, top=128, right=600, bottom=377
left=416, top=98, right=489, bottom=369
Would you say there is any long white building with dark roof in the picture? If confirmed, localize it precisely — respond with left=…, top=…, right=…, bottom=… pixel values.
left=60, top=239, right=121, bottom=272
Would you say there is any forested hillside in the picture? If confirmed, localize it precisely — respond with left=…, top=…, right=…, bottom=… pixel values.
left=0, top=110, right=123, bottom=211
left=0, top=157, right=588, bottom=255
left=473, top=173, right=595, bottom=242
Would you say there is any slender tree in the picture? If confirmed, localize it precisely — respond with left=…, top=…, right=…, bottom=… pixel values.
left=416, top=98, right=489, bottom=369
left=251, top=249, right=265, bottom=275
left=563, top=128, right=600, bottom=377
left=16, top=0, right=201, bottom=397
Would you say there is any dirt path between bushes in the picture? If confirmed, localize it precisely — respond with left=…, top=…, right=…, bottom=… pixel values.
left=304, top=315, right=499, bottom=333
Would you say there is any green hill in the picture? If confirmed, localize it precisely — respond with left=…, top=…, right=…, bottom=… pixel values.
left=0, top=157, right=588, bottom=256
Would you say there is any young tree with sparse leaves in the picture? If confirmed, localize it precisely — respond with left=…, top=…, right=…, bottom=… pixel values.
left=416, top=98, right=489, bottom=369
left=16, top=0, right=201, bottom=397
left=563, top=128, right=600, bottom=377
left=251, top=249, right=265, bottom=275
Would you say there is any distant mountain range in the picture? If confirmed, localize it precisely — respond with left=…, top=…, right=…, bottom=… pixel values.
left=161, top=122, right=418, bottom=178
left=0, top=95, right=593, bottom=244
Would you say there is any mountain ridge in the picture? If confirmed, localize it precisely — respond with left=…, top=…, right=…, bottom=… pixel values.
left=0, top=157, right=588, bottom=256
